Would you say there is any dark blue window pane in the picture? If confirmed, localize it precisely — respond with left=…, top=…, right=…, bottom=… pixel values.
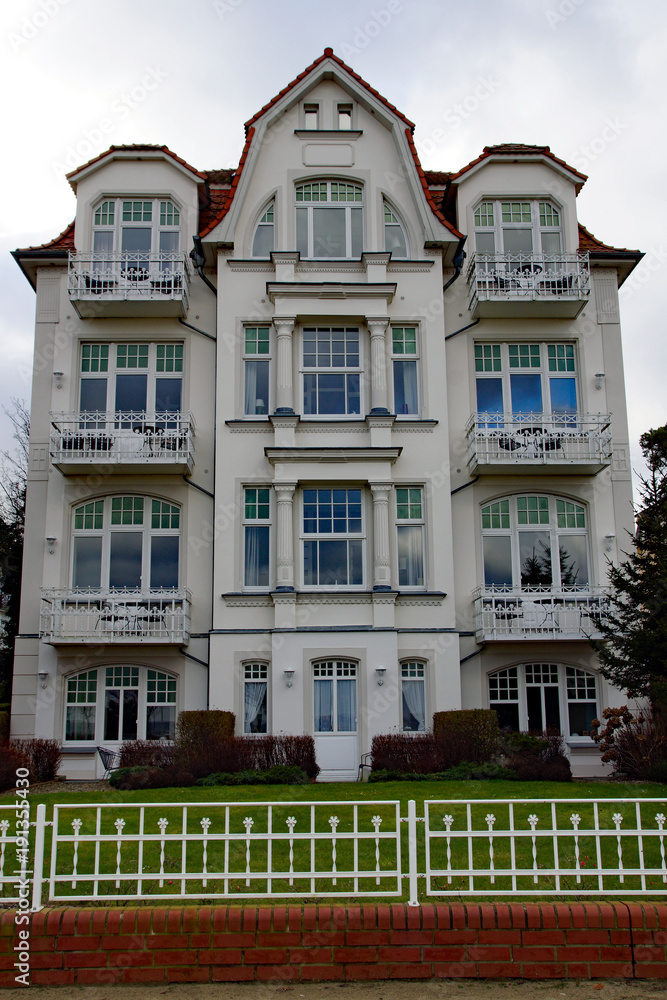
left=510, top=374, right=542, bottom=415
left=303, top=540, right=318, bottom=585
left=115, top=374, right=147, bottom=413
left=347, top=373, right=360, bottom=414
left=244, top=525, right=270, bottom=587
left=317, top=540, right=349, bottom=585
left=303, top=490, right=316, bottom=504
left=550, top=377, right=577, bottom=414
left=476, top=379, right=503, bottom=427
left=73, top=536, right=102, bottom=589
left=483, top=536, right=512, bottom=587
left=348, top=489, right=361, bottom=505
left=318, top=374, right=346, bottom=413
left=150, top=536, right=179, bottom=589
left=109, top=532, right=142, bottom=589
left=349, top=539, right=363, bottom=584
left=80, top=378, right=107, bottom=413
left=394, top=361, right=418, bottom=414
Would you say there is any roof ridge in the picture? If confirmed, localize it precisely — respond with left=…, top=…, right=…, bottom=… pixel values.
left=65, top=144, right=206, bottom=181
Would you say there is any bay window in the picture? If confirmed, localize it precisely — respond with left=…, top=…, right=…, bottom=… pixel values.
left=481, top=495, right=589, bottom=591
left=65, top=666, right=177, bottom=743
left=475, top=342, right=577, bottom=425
left=296, top=180, right=363, bottom=259
left=302, top=326, right=361, bottom=416
left=303, top=488, right=363, bottom=588
left=79, top=341, right=183, bottom=423
left=474, top=198, right=562, bottom=258
left=92, top=197, right=181, bottom=271
left=488, top=664, right=598, bottom=738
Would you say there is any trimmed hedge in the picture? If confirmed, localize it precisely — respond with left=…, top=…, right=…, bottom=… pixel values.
left=196, top=765, right=310, bottom=786
left=175, top=710, right=236, bottom=777
left=433, top=709, right=501, bottom=766
left=0, top=739, right=63, bottom=790
left=118, top=740, right=174, bottom=768
left=369, top=762, right=516, bottom=783
left=370, top=733, right=443, bottom=774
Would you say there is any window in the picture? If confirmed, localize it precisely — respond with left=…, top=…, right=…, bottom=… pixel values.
left=296, top=180, right=363, bottom=258
left=488, top=664, right=598, bottom=738
left=71, top=495, right=180, bottom=591
left=92, top=197, right=181, bottom=269
left=337, top=104, right=353, bottom=129
left=79, top=341, right=183, bottom=422
left=401, top=661, right=426, bottom=731
left=244, top=488, right=271, bottom=588
left=392, top=327, right=418, bottom=414
left=473, top=198, right=562, bottom=258
left=474, top=342, right=577, bottom=424
left=244, top=662, right=268, bottom=734
left=302, top=326, right=361, bottom=416
left=243, top=326, right=270, bottom=415
left=313, top=660, right=357, bottom=732
left=252, top=203, right=274, bottom=258
left=384, top=202, right=409, bottom=258
left=396, top=488, right=425, bottom=587
left=64, top=666, right=177, bottom=743
left=481, top=495, right=589, bottom=591
left=303, top=488, right=363, bottom=587
left=303, top=104, right=319, bottom=129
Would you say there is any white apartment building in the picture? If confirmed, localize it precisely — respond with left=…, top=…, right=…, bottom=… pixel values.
left=11, top=50, right=642, bottom=779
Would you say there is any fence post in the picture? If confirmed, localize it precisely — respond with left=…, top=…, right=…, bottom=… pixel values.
left=407, top=799, right=420, bottom=907
left=31, top=803, right=46, bottom=911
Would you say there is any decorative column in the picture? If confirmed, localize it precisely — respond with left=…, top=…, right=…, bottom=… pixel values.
left=370, top=483, right=393, bottom=591
left=274, top=483, right=296, bottom=591
left=273, top=317, right=295, bottom=414
left=367, top=317, right=390, bottom=414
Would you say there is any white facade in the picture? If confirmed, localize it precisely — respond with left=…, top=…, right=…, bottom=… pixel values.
left=11, top=51, right=642, bottom=779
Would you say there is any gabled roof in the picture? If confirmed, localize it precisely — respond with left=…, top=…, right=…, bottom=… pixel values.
left=65, top=144, right=206, bottom=187
left=450, top=143, right=588, bottom=188
left=244, top=47, right=414, bottom=131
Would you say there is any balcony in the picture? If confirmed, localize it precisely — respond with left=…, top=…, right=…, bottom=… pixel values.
left=50, top=411, right=194, bottom=474
left=473, top=586, right=609, bottom=641
left=40, top=589, right=191, bottom=645
left=68, top=252, right=191, bottom=318
left=467, top=252, right=590, bottom=318
left=466, top=412, right=612, bottom=475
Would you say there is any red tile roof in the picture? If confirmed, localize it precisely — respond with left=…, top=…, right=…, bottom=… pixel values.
left=15, top=221, right=74, bottom=253
left=578, top=223, right=642, bottom=257
left=198, top=128, right=255, bottom=238
left=245, top=48, right=414, bottom=131
left=65, top=144, right=206, bottom=181
left=450, top=143, right=588, bottom=184
left=404, top=130, right=463, bottom=239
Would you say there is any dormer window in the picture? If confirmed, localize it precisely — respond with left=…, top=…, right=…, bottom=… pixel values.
left=296, top=180, right=363, bottom=259
left=252, top=203, right=274, bottom=258
left=337, top=104, right=353, bottom=129
left=304, top=104, right=319, bottom=130
left=473, top=199, right=562, bottom=257
left=384, top=202, right=409, bottom=258
left=92, top=197, right=181, bottom=271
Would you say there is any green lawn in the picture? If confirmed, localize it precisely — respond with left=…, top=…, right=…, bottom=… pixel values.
left=3, top=779, right=665, bottom=907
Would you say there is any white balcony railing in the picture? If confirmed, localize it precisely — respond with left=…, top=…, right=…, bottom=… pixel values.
left=467, top=252, right=590, bottom=315
left=50, top=411, right=194, bottom=471
left=473, top=586, right=610, bottom=641
left=40, top=589, right=191, bottom=644
left=68, top=252, right=191, bottom=315
left=466, top=412, right=612, bottom=471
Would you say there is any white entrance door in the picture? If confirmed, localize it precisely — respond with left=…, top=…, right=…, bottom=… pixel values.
left=313, top=660, right=358, bottom=780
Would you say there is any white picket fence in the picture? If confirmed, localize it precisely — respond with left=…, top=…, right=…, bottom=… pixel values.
left=0, top=803, right=31, bottom=904
left=13, top=797, right=667, bottom=907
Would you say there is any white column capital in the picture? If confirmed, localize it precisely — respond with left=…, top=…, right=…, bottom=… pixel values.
left=367, top=316, right=390, bottom=336
left=369, top=482, right=393, bottom=500
left=274, top=482, right=297, bottom=499
left=273, top=316, right=296, bottom=334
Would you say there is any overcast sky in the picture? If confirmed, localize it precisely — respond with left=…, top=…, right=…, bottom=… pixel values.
left=1, top=0, right=664, bottom=490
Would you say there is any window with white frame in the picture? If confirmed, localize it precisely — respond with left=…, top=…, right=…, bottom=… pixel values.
left=473, top=199, right=562, bottom=258
left=92, top=197, right=181, bottom=269
left=392, top=327, right=419, bottom=414
left=474, top=342, right=577, bottom=426
left=337, top=104, right=353, bottom=129
left=243, top=662, right=268, bottom=734
left=313, top=660, right=357, bottom=732
left=401, top=661, right=426, bottom=732
left=481, top=495, right=589, bottom=591
left=384, top=203, right=409, bottom=258
left=252, top=203, right=274, bottom=258
left=303, top=104, right=319, bottom=129
left=71, top=496, right=180, bottom=591
left=296, top=181, right=363, bottom=259
left=65, top=665, right=177, bottom=743
left=243, top=326, right=270, bottom=415
left=302, top=326, right=361, bottom=416
left=243, top=488, right=271, bottom=588
left=79, top=342, right=183, bottom=423
left=303, top=488, right=363, bottom=588
left=488, top=663, right=598, bottom=737
left=396, top=488, right=425, bottom=588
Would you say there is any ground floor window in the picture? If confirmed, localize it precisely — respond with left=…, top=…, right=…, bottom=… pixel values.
left=401, top=661, right=426, bottom=731
left=65, top=665, right=177, bottom=743
left=313, top=660, right=357, bottom=732
left=244, top=662, right=268, bottom=733
left=488, top=663, right=598, bottom=737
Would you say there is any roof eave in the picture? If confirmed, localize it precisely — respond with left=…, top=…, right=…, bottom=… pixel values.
left=11, top=249, right=68, bottom=290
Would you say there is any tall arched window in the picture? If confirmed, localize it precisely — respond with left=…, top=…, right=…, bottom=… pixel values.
left=92, top=197, right=181, bottom=267
left=65, top=666, right=177, bottom=743
left=488, top=663, right=598, bottom=738
left=384, top=202, right=409, bottom=258
left=252, top=202, right=274, bottom=257
left=71, top=495, right=180, bottom=591
left=296, top=180, right=363, bottom=258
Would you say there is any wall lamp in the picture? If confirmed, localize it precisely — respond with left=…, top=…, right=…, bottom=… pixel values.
left=283, top=669, right=295, bottom=688
left=46, top=536, right=57, bottom=554
left=37, top=670, right=49, bottom=689
left=53, top=371, right=64, bottom=389
left=594, top=371, right=605, bottom=390
left=375, top=666, right=387, bottom=686
left=605, top=533, right=616, bottom=552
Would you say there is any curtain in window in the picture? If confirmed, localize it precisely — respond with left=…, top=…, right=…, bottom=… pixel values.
left=244, top=360, right=257, bottom=415
left=244, top=525, right=269, bottom=587
left=394, top=361, right=418, bottom=415
left=402, top=680, right=425, bottom=731
left=244, top=681, right=267, bottom=733
left=336, top=678, right=356, bottom=732
left=397, top=525, right=424, bottom=587
left=314, top=679, right=333, bottom=732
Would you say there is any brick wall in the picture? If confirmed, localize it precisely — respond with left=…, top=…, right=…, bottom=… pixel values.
left=1, top=903, right=665, bottom=986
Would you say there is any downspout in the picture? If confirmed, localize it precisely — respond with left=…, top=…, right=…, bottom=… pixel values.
left=443, top=236, right=467, bottom=293
left=190, top=235, right=218, bottom=297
